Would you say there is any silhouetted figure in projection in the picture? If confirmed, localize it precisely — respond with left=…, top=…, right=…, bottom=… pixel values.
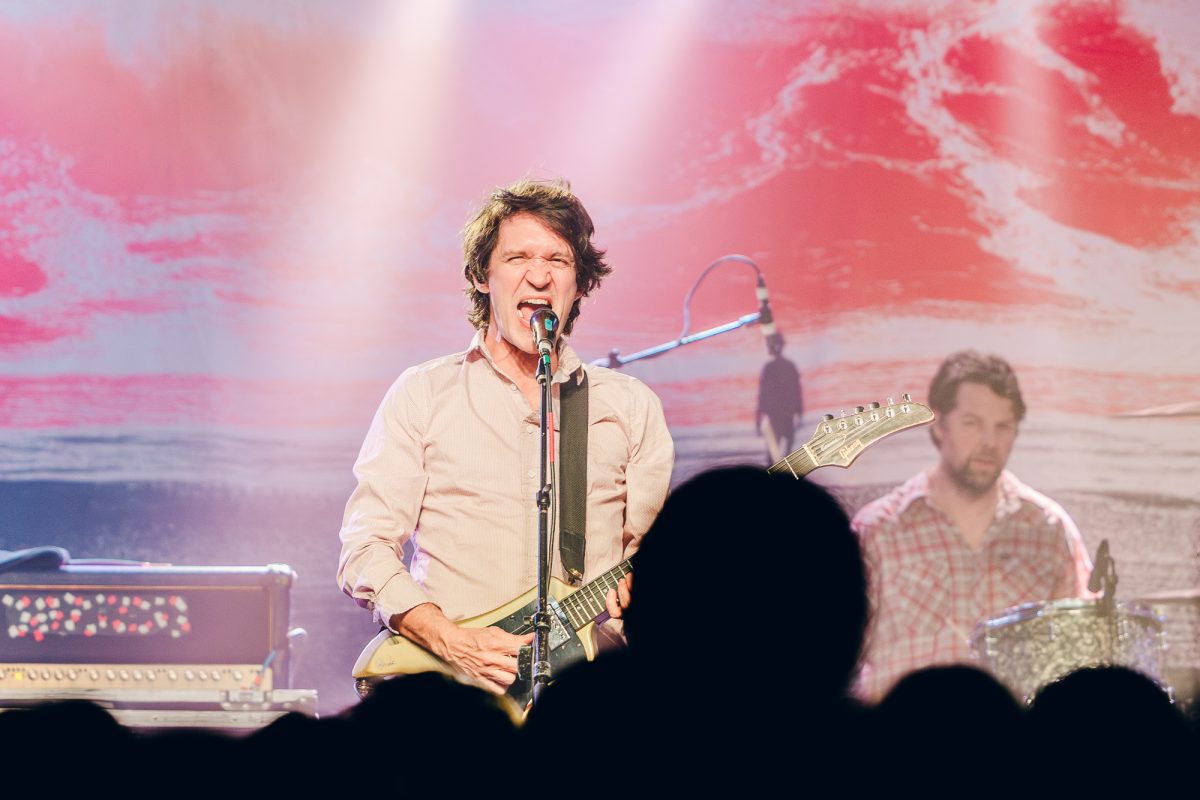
left=524, top=467, right=869, bottom=786
left=756, top=335, right=803, bottom=465
left=851, top=351, right=1093, bottom=701
left=337, top=178, right=673, bottom=697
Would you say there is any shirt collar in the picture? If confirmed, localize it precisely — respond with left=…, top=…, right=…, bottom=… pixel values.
left=903, top=468, right=1022, bottom=519
left=467, top=329, right=582, bottom=385
left=993, top=470, right=1022, bottom=519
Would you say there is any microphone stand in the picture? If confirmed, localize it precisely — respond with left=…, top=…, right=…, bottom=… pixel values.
left=531, top=344, right=554, bottom=705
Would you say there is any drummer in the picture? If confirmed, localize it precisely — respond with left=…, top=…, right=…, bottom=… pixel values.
left=851, top=351, right=1093, bottom=701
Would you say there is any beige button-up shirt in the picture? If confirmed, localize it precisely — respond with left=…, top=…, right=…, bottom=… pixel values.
left=337, top=331, right=674, bottom=630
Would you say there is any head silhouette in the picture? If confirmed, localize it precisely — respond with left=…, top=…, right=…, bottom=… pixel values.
left=624, top=466, right=868, bottom=696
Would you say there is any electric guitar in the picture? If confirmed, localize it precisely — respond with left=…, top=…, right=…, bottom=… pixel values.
left=352, top=395, right=934, bottom=705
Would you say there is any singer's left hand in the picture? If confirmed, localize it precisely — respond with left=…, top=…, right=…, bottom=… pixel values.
left=604, top=573, right=633, bottom=619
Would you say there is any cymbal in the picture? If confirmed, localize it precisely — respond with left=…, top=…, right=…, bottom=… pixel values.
left=1133, top=587, right=1200, bottom=602
left=1114, top=401, right=1200, bottom=418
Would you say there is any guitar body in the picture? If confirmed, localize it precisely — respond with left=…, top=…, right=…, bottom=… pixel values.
left=352, top=577, right=597, bottom=707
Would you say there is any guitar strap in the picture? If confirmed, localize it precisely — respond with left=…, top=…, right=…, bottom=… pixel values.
left=558, top=367, right=588, bottom=584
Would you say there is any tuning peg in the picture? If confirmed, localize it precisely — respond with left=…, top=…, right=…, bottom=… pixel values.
left=822, top=413, right=834, bottom=421
left=868, top=402, right=880, bottom=409
left=902, top=393, right=912, bottom=402
left=854, top=406, right=865, bottom=413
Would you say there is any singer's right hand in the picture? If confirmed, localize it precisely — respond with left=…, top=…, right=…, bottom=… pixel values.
left=391, top=603, right=532, bottom=695
left=436, top=626, right=534, bottom=695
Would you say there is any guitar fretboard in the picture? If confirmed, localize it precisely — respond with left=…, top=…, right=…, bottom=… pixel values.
left=557, top=560, right=632, bottom=631
left=767, top=447, right=816, bottom=478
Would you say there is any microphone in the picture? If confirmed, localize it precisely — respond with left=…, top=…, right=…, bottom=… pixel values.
left=529, top=308, right=559, bottom=358
left=1088, top=539, right=1109, bottom=593
left=756, top=276, right=783, bottom=355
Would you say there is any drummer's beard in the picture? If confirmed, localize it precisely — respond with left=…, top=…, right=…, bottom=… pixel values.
left=945, top=449, right=1005, bottom=496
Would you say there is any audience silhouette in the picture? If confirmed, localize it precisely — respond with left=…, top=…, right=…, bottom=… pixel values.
left=1028, top=665, right=1194, bottom=792
left=1, top=467, right=1195, bottom=790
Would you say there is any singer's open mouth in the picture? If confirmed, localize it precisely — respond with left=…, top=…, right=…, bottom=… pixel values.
left=517, top=298, right=552, bottom=323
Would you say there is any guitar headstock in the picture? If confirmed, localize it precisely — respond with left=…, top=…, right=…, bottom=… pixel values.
left=769, top=394, right=935, bottom=477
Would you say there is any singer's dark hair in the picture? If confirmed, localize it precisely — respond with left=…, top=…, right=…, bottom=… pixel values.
left=462, top=178, right=611, bottom=336
left=927, top=350, right=1026, bottom=445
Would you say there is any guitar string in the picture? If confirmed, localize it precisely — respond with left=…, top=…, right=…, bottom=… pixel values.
left=568, top=562, right=631, bottom=625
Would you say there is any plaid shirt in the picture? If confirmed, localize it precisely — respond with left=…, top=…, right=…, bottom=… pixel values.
left=851, top=470, right=1092, bottom=701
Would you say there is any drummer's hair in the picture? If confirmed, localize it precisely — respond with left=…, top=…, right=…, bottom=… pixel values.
left=461, top=177, right=611, bottom=337
left=928, top=350, right=1027, bottom=423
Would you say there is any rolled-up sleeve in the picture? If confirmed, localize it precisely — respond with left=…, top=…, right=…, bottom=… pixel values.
left=336, top=368, right=434, bottom=630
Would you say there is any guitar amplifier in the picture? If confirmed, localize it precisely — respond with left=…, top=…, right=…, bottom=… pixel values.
left=0, top=564, right=296, bottom=696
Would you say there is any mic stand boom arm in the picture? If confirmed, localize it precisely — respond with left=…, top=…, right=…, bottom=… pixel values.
left=590, top=312, right=763, bottom=369
left=590, top=254, right=772, bottom=369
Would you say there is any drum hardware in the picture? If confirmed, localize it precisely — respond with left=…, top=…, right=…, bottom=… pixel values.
left=1088, top=539, right=1119, bottom=667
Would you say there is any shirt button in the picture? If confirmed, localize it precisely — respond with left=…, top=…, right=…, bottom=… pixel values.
left=527, top=470, right=535, bottom=478
left=509, top=385, right=517, bottom=391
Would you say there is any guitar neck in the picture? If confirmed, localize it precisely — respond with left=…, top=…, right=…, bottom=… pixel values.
left=556, top=559, right=632, bottom=631
left=556, top=397, right=932, bottom=630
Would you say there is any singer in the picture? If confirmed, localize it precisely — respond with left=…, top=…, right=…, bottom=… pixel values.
left=851, top=351, right=1094, bottom=701
left=336, top=178, right=674, bottom=694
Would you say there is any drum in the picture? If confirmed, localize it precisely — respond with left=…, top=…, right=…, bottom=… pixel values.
left=970, top=598, right=1166, bottom=703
